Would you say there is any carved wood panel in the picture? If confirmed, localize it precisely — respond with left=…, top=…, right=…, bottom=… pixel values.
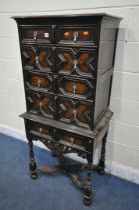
left=26, top=91, right=55, bottom=118
left=57, top=97, right=93, bottom=129
left=21, top=45, right=53, bottom=72
left=24, top=72, right=54, bottom=93
left=55, top=47, right=96, bottom=78
left=57, top=75, right=94, bottom=101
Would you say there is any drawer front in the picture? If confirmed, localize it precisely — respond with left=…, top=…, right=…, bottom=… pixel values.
left=57, top=76, right=94, bottom=101
left=20, top=26, right=52, bottom=43
left=24, top=72, right=54, bottom=93
left=56, top=130, right=88, bottom=152
left=25, top=119, right=88, bottom=154
left=57, top=97, right=93, bottom=129
left=26, top=91, right=55, bottom=118
left=21, top=45, right=53, bottom=72
left=55, top=47, right=96, bottom=78
left=55, top=25, right=97, bottom=45
left=26, top=120, right=53, bottom=141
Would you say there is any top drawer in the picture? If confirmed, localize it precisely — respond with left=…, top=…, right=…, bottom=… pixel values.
left=19, top=25, right=98, bottom=46
left=19, top=26, right=53, bottom=44
left=55, top=25, right=98, bottom=46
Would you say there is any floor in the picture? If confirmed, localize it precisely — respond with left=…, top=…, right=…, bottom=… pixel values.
left=0, top=133, right=139, bottom=210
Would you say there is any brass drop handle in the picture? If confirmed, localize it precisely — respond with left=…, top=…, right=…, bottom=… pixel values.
left=39, top=101, right=43, bottom=108
left=73, top=84, right=77, bottom=94
left=73, top=109, right=77, bottom=119
left=35, top=56, right=39, bottom=64
left=33, top=31, right=38, bottom=40
left=37, top=79, right=41, bottom=88
left=73, top=31, right=78, bottom=42
left=70, top=137, right=74, bottom=144
left=39, top=128, right=43, bottom=133
left=73, top=59, right=78, bottom=70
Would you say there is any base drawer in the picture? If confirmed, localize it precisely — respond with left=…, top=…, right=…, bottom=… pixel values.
left=25, top=120, right=53, bottom=141
left=56, top=130, right=89, bottom=153
left=25, top=119, right=90, bottom=154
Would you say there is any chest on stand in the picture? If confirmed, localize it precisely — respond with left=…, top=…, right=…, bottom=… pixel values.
left=13, top=14, right=121, bottom=205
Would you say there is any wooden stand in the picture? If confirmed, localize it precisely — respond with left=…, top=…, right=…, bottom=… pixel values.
left=27, top=111, right=111, bottom=206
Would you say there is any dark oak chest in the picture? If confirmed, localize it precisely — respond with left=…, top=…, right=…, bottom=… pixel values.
left=13, top=14, right=121, bottom=205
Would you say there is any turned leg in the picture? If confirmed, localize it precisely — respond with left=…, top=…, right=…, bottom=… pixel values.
left=84, top=139, right=94, bottom=206
left=97, top=132, right=107, bottom=175
left=28, top=137, right=38, bottom=179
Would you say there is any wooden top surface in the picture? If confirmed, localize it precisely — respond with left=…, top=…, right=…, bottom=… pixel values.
left=12, top=13, right=122, bottom=21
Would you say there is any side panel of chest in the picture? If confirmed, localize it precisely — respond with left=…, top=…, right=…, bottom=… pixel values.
left=93, top=19, right=119, bottom=126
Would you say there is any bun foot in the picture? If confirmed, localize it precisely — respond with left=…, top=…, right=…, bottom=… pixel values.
left=84, top=197, right=92, bottom=206
left=97, top=165, right=105, bottom=175
left=30, top=172, right=38, bottom=180
left=83, top=188, right=93, bottom=206
left=29, top=163, right=38, bottom=179
left=99, top=169, right=105, bottom=175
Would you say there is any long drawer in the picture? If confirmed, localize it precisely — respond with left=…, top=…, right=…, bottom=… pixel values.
left=24, top=71, right=94, bottom=102
left=26, top=90, right=94, bottom=129
left=21, top=45, right=97, bottom=79
left=19, top=24, right=98, bottom=46
left=25, top=119, right=91, bottom=154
